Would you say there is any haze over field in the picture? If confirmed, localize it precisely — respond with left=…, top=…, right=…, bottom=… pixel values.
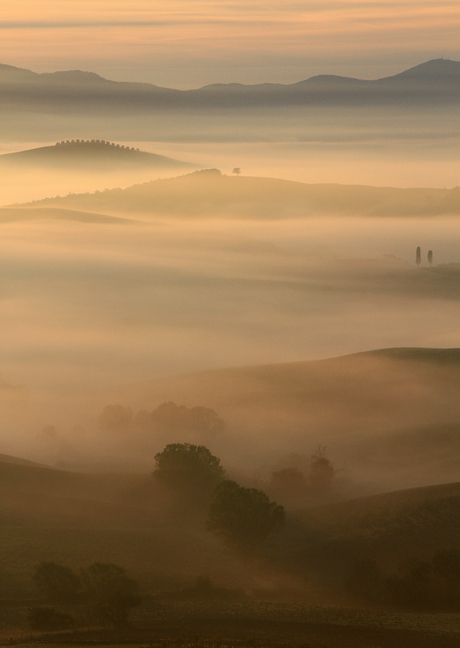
left=0, top=2, right=459, bottom=639
left=0, top=170, right=459, bottom=492
left=0, top=55, right=457, bottom=491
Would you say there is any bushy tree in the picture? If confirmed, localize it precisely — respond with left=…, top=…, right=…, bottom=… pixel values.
left=32, top=561, right=80, bottom=602
left=153, top=443, right=225, bottom=498
left=207, top=480, right=285, bottom=551
left=136, top=402, right=224, bottom=441
left=82, top=562, right=140, bottom=627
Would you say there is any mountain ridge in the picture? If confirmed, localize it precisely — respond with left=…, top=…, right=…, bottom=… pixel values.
left=0, top=59, right=457, bottom=111
left=1, top=58, right=458, bottom=91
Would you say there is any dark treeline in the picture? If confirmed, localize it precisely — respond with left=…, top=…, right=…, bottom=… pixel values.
left=347, top=549, right=460, bottom=610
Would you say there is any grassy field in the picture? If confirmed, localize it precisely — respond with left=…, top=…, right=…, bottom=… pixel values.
left=3, top=600, right=460, bottom=648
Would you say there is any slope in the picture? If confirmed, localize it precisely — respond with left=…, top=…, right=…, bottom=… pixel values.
left=15, top=171, right=460, bottom=218
left=0, top=139, right=195, bottom=171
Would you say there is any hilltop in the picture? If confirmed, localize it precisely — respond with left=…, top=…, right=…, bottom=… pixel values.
left=0, top=139, right=195, bottom=171
left=14, top=170, right=460, bottom=217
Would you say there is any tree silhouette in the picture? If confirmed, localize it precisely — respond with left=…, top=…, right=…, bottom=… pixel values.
left=207, top=480, right=285, bottom=551
left=309, top=446, right=334, bottom=494
left=427, top=250, right=433, bottom=266
left=269, top=467, right=306, bottom=505
left=136, top=401, right=224, bottom=441
left=416, top=246, right=421, bottom=267
left=153, top=443, right=225, bottom=499
left=32, top=562, right=80, bottom=602
left=232, top=167, right=241, bottom=176
left=82, top=562, right=140, bottom=627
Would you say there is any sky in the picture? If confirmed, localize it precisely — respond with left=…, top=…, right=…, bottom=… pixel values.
left=0, top=0, right=458, bottom=88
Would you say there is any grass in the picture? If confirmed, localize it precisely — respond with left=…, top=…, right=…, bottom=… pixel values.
left=3, top=600, right=460, bottom=648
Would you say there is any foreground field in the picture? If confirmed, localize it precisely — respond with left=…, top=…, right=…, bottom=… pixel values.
left=4, top=600, right=460, bottom=648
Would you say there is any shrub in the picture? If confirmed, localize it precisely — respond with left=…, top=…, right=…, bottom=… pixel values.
left=32, top=562, right=80, bottom=602
left=82, top=562, right=141, bottom=627
left=27, top=606, right=74, bottom=631
left=207, top=480, right=285, bottom=551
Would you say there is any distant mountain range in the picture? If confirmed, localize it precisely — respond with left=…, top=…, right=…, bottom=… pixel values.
left=0, top=139, right=195, bottom=171
left=0, top=59, right=458, bottom=112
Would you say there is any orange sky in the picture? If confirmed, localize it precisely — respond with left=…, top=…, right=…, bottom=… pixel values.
left=0, top=1, right=458, bottom=87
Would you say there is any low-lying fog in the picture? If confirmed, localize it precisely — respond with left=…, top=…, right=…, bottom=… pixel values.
left=0, top=136, right=458, bottom=206
left=0, top=198, right=458, bottom=484
left=0, top=129, right=458, bottom=498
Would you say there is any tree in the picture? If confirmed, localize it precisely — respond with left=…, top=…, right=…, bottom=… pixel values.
left=416, top=246, right=421, bottom=267
left=207, top=480, right=285, bottom=551
left=82, top=562, right=140, bottom=627
left=136, top=402, right=224, bottom=441
left=309, top=446, right=334, bottom=494
left=232, top=167, right=241, bottom=176
left=153, top=443, right=225, bottom=499
left=427, top=250, right=433, bottom=266
left=32, top=561, right=80, bottom=602
left=345, top=559, right=385, bottom=601
left=269, top=467, right=307, bottom=506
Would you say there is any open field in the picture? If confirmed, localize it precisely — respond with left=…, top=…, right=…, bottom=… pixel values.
left=2, top=601, right=460, bottom=648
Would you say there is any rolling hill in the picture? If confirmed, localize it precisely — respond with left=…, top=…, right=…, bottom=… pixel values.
left=0, top=206, right=138, bottom=224
left=14, top=170, right=460, bottom=218
left=104, top=347, right=460, bottom=489
left=108, top=347, right=460, bottom=425
left=0, top=449, right=458, bottom=601
left=0, top=139, right=195, bottom=171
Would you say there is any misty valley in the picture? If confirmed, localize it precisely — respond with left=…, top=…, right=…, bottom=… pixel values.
left=0, top=59, right=459, bottom=648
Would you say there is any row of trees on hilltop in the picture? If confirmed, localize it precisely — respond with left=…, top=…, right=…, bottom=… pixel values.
left=56, top=139, right=139, bottom=151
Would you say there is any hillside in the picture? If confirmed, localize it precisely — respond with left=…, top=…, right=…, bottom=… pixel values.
left=109, top=347, right=460, bottom=428
left=0, top=206, right=138, bottom=224
left=0, top=139, right=195, bottom=171
left=284, top=481, right=460, bottom=585
left=104, top=348, right=460, bottom=489
left=0, top=450, right=458, bottom=602
left=15, top=170, right=460, bottom=218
